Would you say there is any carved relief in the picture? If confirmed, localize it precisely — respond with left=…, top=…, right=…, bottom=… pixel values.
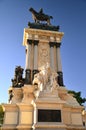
left=38, top=42, right=50, bottom=68
left=39, top=35, right=49, bottom=41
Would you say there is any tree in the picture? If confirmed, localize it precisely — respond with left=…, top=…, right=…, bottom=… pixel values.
left=0, top=105, right=4, bottom=125
left=68, top=90, right=86, bottom=106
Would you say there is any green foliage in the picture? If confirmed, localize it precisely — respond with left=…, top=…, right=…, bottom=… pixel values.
left=0, top=105, right=4, bottom=124
left=68, top=90, right=86, bottom=105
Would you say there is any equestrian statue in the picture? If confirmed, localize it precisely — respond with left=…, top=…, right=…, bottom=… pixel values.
left=29, top=7, right=53, bottom=25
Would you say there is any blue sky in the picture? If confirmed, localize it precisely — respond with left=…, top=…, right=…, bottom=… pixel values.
left=0, top=0, right=86, bottom=105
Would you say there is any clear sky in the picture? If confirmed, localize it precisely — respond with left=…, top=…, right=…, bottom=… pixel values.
left=0, top=0, right=86, bottom=106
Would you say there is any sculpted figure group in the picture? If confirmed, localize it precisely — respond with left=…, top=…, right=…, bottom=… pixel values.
left=33, top=63, right=59, bottom=98
left=8, top=64, right=59, bottom=102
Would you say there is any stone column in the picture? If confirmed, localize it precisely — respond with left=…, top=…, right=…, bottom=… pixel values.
left=56, top=42, right=64, bottom=86
left=49, top=42, right=55, bottom=71
left=32, top=40, right=39, bottom=80
left=25, top=39, right=32, bottom=84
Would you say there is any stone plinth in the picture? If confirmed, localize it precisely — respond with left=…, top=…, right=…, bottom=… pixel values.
left=31, top=86, right=85, bottom=130
left=11, top=88, right=23, bottom=104
left=17, top=104, right=34, bottom=130
left=2, top=100, right=34, bottom=130
left=2, top=104, right=18, bottom=130
left=22, top=85, right=35, bottom=103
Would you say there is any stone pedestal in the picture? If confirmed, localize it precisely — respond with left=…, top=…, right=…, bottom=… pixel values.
left=22, top=85, right=35, bottom=104
left=33, top=95, right=66, bottom=130
left=11, top=88, right=23, bottom=104
left=17, top=85, right=35, bottom=129
left=16, top=104, right=34, bottom=130
left=2, top=104, right=18, bottom=130
left=32, top=87, right=85, bottom=130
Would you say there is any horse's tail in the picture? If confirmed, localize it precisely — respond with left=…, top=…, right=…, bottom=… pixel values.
left=50, top=16, right=53, bottom=19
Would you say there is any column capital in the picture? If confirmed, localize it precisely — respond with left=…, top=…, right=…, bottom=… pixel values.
left=33, top=40, right=39, bottom=46
left=49, top=42, right=56, bottom=47
left=55, top=42, right=61, bottom=48
left=27, top=39, right=33, bottom=45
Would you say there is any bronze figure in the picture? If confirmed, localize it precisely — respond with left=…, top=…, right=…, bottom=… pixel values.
left=29, top=7, right=53, bottom=25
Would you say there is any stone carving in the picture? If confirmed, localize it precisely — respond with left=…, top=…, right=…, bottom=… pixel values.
left=11, top=66, right=24, bottom=88
left=29, top=7, right=53, bottom=25
left=11, top=88, right=23, bottom=104
left=38, top=43, right=50, bottom=67
left=33, top=63, right=59, bottom=98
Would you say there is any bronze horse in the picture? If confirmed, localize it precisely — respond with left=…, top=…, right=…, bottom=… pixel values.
left=29, top=7, right=53, bottom=25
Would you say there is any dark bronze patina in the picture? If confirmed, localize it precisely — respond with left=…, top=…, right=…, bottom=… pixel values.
left=11, top=66, right=24, bottom=88
left=29, top=7, right=60, bottom=31
left=29, top=7, right=53, bottom=25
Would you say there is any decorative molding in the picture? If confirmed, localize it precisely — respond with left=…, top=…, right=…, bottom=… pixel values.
left=23, top=28, right=64, bottom=46
left=28, top=22, right=59, bottom=31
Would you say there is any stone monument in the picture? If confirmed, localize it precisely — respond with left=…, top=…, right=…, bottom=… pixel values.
left=2, top=7, right=85, bottom=130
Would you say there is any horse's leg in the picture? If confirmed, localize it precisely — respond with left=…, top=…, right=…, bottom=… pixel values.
left=47, top=19, right=50, bottom=25
left=36, top=19, right=40, bottom=24
left=35, top=19, right=39, bottom=24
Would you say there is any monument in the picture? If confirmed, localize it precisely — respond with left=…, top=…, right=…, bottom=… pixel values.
left=2, top=8, right=85, bottom=130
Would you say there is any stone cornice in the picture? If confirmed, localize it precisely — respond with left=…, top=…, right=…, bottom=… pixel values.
left=23, top=28, right=64, bottom=46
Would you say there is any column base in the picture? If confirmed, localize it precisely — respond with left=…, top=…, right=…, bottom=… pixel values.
left=25, top=69, right=31, bottom=84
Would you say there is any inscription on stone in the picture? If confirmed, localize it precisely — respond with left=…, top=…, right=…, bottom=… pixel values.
left=38, top=109, right=61, bottom=122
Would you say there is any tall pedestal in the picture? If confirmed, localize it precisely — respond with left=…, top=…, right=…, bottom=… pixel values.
left=33, top=90, right=66, bottom=130
left=32, top=87, right=85, bottom=130
left=16, top=104, right=33, bottom=130
left=2, top=85, right=35, bottom=130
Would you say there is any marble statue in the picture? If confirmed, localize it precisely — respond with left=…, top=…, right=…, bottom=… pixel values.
left=33, top=63, right=59, bottom=98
